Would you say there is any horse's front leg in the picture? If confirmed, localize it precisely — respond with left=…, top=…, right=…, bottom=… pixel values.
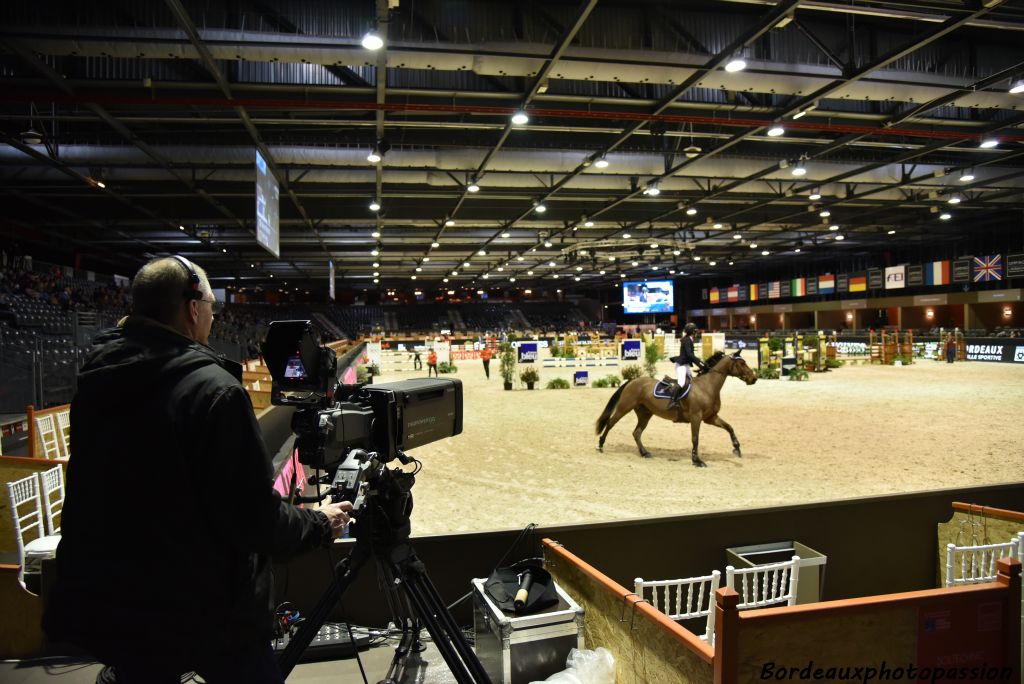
left=632, top=408, right=654, bottom=458
left=690, top=413, right=706, bottom=467
left=705, top=414, right=742, bottom=458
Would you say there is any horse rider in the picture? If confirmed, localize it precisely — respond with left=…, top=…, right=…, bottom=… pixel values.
left=668, top=323, right=706, bottom=409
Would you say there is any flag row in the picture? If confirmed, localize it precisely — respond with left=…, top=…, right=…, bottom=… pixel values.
left=703, top=253, right=1022, bottom=304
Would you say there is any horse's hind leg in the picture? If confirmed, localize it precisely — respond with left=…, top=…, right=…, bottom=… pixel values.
left=598, top=403, right=632, bottom=452
left=632, top=408, right=654, bottom=458
left=704, top=414, right=742, bottom=458
left=690, top=414, right=706, bottom=467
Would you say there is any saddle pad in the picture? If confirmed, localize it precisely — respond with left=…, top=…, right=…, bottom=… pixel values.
left=654, top=379, right=690, bottom=400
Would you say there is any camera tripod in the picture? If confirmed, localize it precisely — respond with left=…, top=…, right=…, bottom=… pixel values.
left=277, top=475, right=491, bottom=683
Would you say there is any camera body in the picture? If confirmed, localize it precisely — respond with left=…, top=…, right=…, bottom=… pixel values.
left=262, top=320, right=462, bottom=512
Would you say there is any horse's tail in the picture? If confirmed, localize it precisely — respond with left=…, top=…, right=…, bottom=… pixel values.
left=596, top=380, right=631, bottom=434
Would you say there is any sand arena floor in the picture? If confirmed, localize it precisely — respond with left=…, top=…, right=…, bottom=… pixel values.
left=376, top=359, right=1024, bottom=535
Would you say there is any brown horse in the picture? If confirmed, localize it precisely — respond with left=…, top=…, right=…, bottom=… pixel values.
left=595, top=351, right=757, bottom=467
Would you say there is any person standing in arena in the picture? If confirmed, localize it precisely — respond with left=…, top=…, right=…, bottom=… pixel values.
left=43, top=256, right=353, bottom=684
left=667, top=322, right=706, bottom=409
left=945, top=331, right=956, bottom=363
left=427, top=348, right=439, bottom=377
left=480, top=345, right=493, bottom=379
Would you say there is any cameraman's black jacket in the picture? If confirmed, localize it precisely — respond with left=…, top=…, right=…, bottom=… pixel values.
left=44, top=317, right=332, bottom=662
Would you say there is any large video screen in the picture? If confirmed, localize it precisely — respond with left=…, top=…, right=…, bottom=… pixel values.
left=255, top=149, right=280, bottom=257
left=622, top=280, right=674, bottom=314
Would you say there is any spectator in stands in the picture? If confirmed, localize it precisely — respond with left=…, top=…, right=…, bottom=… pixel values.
left=427, top=348, right=438, bottom=377
left=44, top=256, right=353, bottom=684
left=480, top=345, right=492, bottom=379
left=668, top=322, right=706, bottom=409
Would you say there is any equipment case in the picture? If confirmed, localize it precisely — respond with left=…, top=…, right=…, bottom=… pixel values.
left=471, top=577, right=584, bottom=684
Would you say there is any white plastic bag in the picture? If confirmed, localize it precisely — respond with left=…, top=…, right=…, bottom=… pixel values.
left=530, top=647, right=615, bottom=684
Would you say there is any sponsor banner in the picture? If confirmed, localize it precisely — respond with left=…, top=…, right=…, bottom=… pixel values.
left=837, top=273, right=849, bottom=293
left=842, top=299, right=868, bottom=309
left=773, top=304, right=793, bottom=312
left=868, top=269, right=883, bottom=290
left=734, top=306, right=751, bottom=314
left=818, top=274, right=835, bottom=294
left=1007, top=253, right=1024, bottom=279
left=760, top=283, right=769, bottom=299
left=780, top=279, right=791, bottom=298
left=972, top=254, right=1003, bottom=282
left=953, top=258, right=971, bottom=283
left=711, top=308, right=727, bottom=315
left=834, top=341, right=868, bottom=356
left=907, top=264, right=923, bottom=287
left=924, top=260, right=950, bottom=286
left=977, top=289, right=1020, bottom=303
left=806, top=278, right=818, bottom=295
left=573, top=371, right=589, bottom=386
left=621, top=339, right=642, bottom=361
left=885, top=265, right=906, bottom=289
left=849, top=274, right=866, bottom=293
left=737, top=284, right=748, bottom=302
left=913, top=294, right=948, bottom=305
left=701, top=288, right=708, bottom=301
left=962, top=340, right=1024, bottom=363
left=518, top=342, right=538, bottom=363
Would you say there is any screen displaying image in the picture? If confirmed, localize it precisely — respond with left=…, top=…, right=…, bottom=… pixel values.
left=622, top=280, right=674, bottom=314
left=283, top=355, right=307, bottom=379
left=255, top=149, right=280, bottom=258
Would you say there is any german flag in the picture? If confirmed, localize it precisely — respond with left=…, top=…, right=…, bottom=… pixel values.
left=849, top=274, right=867, bottom=292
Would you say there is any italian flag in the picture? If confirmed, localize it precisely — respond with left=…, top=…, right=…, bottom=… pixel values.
left=791, top=278, right=806, bottom=297
left=925, top=260, right=950, bottom=286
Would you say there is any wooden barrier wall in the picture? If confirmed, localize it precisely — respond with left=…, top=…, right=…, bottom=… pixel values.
left=543, top=538, right=713, bottom=684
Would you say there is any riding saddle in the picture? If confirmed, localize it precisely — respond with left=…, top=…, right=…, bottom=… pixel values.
left=654, top=375, right=692, bottom=401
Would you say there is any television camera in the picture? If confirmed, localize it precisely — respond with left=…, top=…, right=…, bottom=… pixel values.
left=261, top=321, right=488, bottom=682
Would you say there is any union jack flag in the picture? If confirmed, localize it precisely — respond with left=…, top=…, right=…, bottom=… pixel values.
left=972, top=255, right=1003, bottom=282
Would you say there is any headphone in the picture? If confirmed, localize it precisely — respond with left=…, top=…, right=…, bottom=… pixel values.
left=169, top=255, right=204, bottom=301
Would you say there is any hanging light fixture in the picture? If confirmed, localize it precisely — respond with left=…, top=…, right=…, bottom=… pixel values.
left=959, top=169, right=975, bottom=182
left=791, top=159, right=807, bottom=177
left=511, top=110, right=530, bottom=125
left=724, top=57, right=746, bottom=72
left=369, top=199, right=381, bottom=212
left=361, top=31, right=384, bottom=50
left=766, top=123, right=785, bottom=137
left=594, top=155, right=609, bottom=168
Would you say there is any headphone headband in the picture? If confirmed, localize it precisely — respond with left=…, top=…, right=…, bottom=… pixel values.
left=170, top=255, right=203, bottom=301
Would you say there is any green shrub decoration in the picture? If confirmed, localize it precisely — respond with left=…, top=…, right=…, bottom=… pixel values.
left=546, top=377, right=570, bottom=389
left=644, top=342, right=661, bottom=378
left=519, top=367, right=540, bottom=385
left=356, top=365, right=369, bottom=383
left=499, top=343, right=516, bottom=383
left=767, top=336, right=783, bottom=352
left=603, top=374, right=621, bottom=387
left=756, top=366, right=780, bottom=380
left=437, top=361, right=458, bottom=374
left=592, top=377, right=609, bottom=388
left=621, top=365, right=643, bottom=381
left=825, top=358, right=844, bottom=369
left=788, top=367, right=809, bottom=381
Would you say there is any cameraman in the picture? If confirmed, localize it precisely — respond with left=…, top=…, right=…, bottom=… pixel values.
left=44, top=256, right=353, bottom=684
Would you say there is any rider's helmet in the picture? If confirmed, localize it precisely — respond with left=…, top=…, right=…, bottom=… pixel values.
left=684, top=322, right=697, bottom=335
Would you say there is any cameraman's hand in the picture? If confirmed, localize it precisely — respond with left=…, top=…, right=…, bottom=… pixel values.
left=321, top=500, right=354, bottom=538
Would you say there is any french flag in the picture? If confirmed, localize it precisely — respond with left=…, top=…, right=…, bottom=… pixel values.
left=924, top=260, right=950, bottom=286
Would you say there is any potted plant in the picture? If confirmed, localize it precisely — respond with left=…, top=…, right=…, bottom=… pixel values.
left=644, top=341, right=661, bottom=378
left=519, top=366, right=540, bottom=390
left=499, top=342, right=516, bottom=390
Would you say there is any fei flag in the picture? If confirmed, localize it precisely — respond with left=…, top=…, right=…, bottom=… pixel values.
left=884, top=265, right=906, bottom=289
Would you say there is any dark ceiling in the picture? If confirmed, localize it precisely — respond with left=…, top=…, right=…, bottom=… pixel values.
left=2, top=0, right=1024, bottom=292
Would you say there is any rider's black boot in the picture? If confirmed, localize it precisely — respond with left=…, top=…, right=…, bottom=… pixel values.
left=667, top=385, right=684, bottom=409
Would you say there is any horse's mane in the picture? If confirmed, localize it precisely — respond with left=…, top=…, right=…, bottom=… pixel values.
left=697, top=350, right=727, bottom=375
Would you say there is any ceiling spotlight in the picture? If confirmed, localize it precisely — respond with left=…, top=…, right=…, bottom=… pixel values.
left=620, top=274, right=626, bottom=279
left=584, top=220, right=594, bottom=228
left=445, top=218, right=456, bottom=227
left=411, top=275, right=417, bottom=280
left=724, top=58, right=746, bottom=72
left=709, top=261, right=717, bottom=266
left=548, top=261, right=556, bottom=267
left=369, top=199, right=381, bottom=212
left=371, top=248, right=379, bottom=256
left=367, top=147, right=382, bottom=164
left=1011, top=79, right=1024, bottom=94
left=686, top=207, right=698, bottom=216
left=576, top=266, right=583, bottom=271
left=423, top=257, right=430, bottom=262
left=819, top=210, right=831, bottom=218
left=600, top=270, right=606, bottom=275
left=791, top=161, right=807, bottom=177
left=733, top=233, right=742, bottom=240
left=20, top=128, right=43, bottom=145
left=415, top=267, right=422, bottom=272
left=673, top=249, right=681, bottom=256
left=511, top=110, right=530, bottom=125
left=95, top=180, right=106, bottom=189
left=809, top=191, right=822, bottom=200
left=443, top=278, right=449, bottom=283
left=959, top=170, right=975, bottom=182
left=834, top=235, right=845, bottom=241
left=497, top=266, right=504, bottom=272
left=534, top=202, right=547, bottom=213
left=767, top=124, right=785, bottom=137
left=947, top=196, right=961, bottom=204
left=643, top=181, right=661, bottom=196
left=729, top=261, right=734, bottom=265
left=178, top=225, right=185, bottom=231
left=544, top=240, right=553, bottom=248
left=594, top=156, right=609, bottom=169
left=750, top=242, right=758, bottom=249
left=373, top=278, right=379, bottom=283
left=463, top=262, right=471, bottom=268
left=451, top=271, right=458, bottom=276
left=710, top=223, right=722, bottom=230
left=371, top=230, right=381, bottom=238
left=979, top=138, right=999, bottom=149
left=693, top=256, right=701, bottom=262
left=887, top=229, right=896, bottom=235
left=684, top=145, right=702, bottom=159
left=632, top=261, right=639, bottom=266
left=372, top=262, right=380, bottom=267
left=608, top=256, right=616, bottom=261
left=361, top=30, right=384, bottom=50
left=553, top=275, right=560, bottom=279
left=467, top=181, right=480, bottom=193
left=650, top=242, right=659, bottom=249
left=501, top=231, right=510, bottom=238
left=794, top=249, right=800, bottom=253
left=373, top=271, right=379, bottom=277
left=221, top=248, right=227, bottom=253
left=829, top=224, right=839, bottom=231
left=940, top=212, right=952, bottom=220
left=478, top=249, right=487, bottom=256
left=622, top=232, right=632, bottom=239
left=761, top=249, right=770, bottom=255
left=511, top=277, right=518, bottom=282
left=528, top=270, right=534, bottom=275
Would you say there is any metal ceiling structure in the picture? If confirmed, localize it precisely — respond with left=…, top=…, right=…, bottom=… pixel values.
left=1, top=0, right=1023, bottom=293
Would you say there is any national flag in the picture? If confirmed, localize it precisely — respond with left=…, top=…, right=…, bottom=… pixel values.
left=972, top=255, right=1003, bottom=282
left=710, top=287, right=720, bottom=304
left=768, top=281, right=781, bottom=299
left=727, top=286, right=738, bottom=302
left=924, top=260, right=950, bottom=286
left=791, top=278, right=806, bottom=297
left=749, top=283, right=759, bottom=301
left=818, top=274, right=835, bottom=294
left=850, top=275, right=867, bottom=292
